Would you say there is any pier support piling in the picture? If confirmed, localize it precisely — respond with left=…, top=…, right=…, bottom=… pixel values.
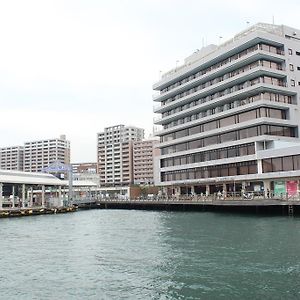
left=12, top=185, right=15, bottom=208
left=42, top=185, right=45, bottom=207
left=22, top=184, right=26, bottom=208
left=0, top=183, right=3, bottom=210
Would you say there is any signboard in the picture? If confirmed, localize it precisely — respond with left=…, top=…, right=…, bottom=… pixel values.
left=42, top=161, right=71, bottom=173
left=254, top=185, right=261, bottom=192
left=286, top=181, right=298, bottom=196
left=274, top=181, right=286, bottom=196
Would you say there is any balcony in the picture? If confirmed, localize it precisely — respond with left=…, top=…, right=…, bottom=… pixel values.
left=154, top=68, right=286, bottom=115
left=153, top=44, right=284, bottom=95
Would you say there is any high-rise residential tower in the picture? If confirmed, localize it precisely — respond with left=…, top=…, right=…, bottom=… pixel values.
left=97, top=125, right=144, bottom=186
left=24, top=135, right=70, bottom=172
left=0, top=146, right=24, bottom=171
left=133, top=139, right=159, bottom=185
left=153, top=23, right=300, bottom=195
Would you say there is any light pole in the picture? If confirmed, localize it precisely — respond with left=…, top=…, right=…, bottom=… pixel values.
left=67, top=165, right=73, bottom=207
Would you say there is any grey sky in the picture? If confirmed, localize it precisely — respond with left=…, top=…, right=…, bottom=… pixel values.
left=1, top=0, right=300, bottom=162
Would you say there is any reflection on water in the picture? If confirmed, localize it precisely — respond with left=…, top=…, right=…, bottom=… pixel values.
left=0, top=210, right=300, bottom=299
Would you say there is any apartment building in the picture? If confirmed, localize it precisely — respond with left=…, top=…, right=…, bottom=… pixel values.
left=97, top=125, right=144, bottom=186
left=133, top=139, right=159, bottom=185
left=0, top=146, right=24, bottom=171
left=24, top=135, right=70, bottom=172
left=153, top=23, right=300, bottom=195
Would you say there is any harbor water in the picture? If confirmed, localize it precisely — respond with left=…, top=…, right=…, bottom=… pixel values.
left=1, top=210, right=300, bottom=299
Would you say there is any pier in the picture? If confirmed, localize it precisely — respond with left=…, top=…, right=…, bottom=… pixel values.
left=0, top=206, right=77, bottom=218
left=73, top=195, right=300, bottom=215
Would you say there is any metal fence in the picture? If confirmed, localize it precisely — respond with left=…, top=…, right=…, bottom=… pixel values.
left=88, top=191, right=300, bottom=203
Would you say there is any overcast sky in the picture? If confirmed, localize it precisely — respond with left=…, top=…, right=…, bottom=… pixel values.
left=0, top=0, right=300, bottom=162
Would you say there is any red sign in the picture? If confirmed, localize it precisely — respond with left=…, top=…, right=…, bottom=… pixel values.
left=286, top=181, right=298, bottom=196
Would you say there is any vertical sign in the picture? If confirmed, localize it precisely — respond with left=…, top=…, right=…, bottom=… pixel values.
left=286, top=180, right=298, bottom=196
left=274, top=181, right=286, bottom=196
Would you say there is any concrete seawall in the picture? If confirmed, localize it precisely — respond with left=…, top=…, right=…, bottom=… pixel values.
left=76, top=199, right=300, bottom=216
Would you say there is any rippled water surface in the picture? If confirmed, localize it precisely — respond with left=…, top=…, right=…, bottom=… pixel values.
left=1, top=210, right=300, bottom=299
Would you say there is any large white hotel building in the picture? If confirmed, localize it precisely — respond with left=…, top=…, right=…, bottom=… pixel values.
left=153, top=23, right=300, bottom=195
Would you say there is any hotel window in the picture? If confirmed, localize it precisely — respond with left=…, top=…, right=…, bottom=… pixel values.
left=293, top=155, right=300, bottom=170
left=247, top=126, right=258, bottom=138
left=272, top=157, right=283, bottom=172
left=189, top=125, right=201, bottom=135
left=203, top=135, right=218, bottom=147
left=219, top=115, right=235, bottom=127
left=239, top=110, right=257, bottom=122
left=220, top=131, right=236, bottom=143
left=282, top=157, right=294, bottom=171
left=290, top=64, right=294, bottom=71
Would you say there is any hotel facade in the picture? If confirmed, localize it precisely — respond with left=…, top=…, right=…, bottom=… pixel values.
left=153, top=23, right=300, bottom=195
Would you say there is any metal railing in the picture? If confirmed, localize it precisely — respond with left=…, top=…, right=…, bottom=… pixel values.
left=83, top=191, right=300, bottom=204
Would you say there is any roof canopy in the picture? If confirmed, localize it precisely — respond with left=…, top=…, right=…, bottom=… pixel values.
left=0, top=169, right=67, bottom=186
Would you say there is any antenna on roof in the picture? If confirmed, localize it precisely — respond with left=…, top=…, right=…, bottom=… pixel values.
left=218, top=36, right=223, bottom=45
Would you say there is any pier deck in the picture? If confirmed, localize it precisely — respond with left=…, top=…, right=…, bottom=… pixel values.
left=0, top=206, right=76, bottom=218
left=74, top=197, right=300, bottom=215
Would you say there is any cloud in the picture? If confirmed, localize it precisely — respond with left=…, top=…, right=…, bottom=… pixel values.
left=0, top=0, right=300, bottom=161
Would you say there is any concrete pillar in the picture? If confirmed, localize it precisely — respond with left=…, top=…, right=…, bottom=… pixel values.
left=257, top=159, right=263, bottom=174
left=0, top=183, right=3, bottom=210
left=191, top=186, right=195, bottom=196
left=222, top=183, right=227, bottom=197
left=41, top=185, right=45, bottom=207
left=58, top=186, right=62, bottom=199
left=29, top=187, right=33, bottom=207
left=22, top=184, right=26, bottom=208
left=12, top=185, right=15, bottom=208
left=206, top=184, right=210, bottom=196
left=263, top=180, right=271, bottom=198
left=242, top=181, right=246, bottom=190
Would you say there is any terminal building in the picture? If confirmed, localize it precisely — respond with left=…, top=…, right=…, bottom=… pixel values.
left=153, top=23, right=300, bottom=196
